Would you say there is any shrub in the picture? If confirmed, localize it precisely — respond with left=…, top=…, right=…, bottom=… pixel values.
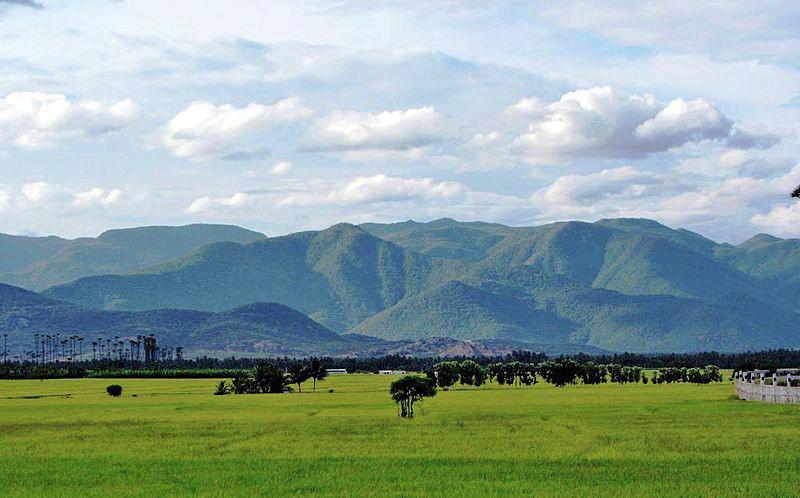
left=213, top=381, right=230, bottom=395
left=106, top=384, right=123, bottom=397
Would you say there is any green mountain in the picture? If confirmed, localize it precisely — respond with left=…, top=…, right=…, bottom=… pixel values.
left=360, top=218, right=511, bottom=261
left=31, top=218, right=800, bottom=353
left=0, top=224, right=266, bottom=291
left=351, top=280, right=575, bottom=343
left=45, top=224, right=462, bottom=332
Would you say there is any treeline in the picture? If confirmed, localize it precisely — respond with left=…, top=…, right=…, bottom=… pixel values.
left=214, top=358, right=328, bottom=395
left=2, top=347, right=797, bottom=380
left=426, top=359, right=723, bottom=389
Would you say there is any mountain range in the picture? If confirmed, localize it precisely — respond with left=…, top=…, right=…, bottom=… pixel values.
left=2, top=218, right=800, bottom=355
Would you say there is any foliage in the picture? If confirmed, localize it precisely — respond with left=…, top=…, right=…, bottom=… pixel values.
left=106, top=384, right=123, bottom=397
left=389, top=375, right=437, bottom=418
left=286, top=361, right=311, bottom=392
left=213, top=381, right=231, bottom=395
left=433, top=361, right=460, bottom=390
left=539, top=358, right=579, bottom=387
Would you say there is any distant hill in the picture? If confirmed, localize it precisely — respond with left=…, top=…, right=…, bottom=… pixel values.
left=0, top=224, right=266, bottom=291
left=351, top=280, right=575, bottom=343
left=28, top=217, right=800, bottom=353
left=0, top=283, right=346, bottom=357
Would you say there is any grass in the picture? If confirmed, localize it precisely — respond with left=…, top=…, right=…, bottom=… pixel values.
left=0, top=375, right=798, bottom=497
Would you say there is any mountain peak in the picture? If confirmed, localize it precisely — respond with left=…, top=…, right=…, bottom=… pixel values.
left=739, top=233, right=782, bottom=248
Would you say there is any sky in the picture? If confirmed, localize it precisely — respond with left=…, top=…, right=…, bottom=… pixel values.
left=1, top=1, right=799, bottom=242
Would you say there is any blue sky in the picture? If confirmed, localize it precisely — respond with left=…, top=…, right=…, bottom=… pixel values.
left=1, top=0, right=799, bottom=242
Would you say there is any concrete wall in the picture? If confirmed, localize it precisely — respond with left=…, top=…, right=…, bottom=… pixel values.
left=735, top=380, right=800, bottom=404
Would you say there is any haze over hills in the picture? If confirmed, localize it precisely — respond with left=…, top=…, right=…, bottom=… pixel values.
left=31, top=217, right=800, bottom=354
left=0, top=224, right=266, bottom=291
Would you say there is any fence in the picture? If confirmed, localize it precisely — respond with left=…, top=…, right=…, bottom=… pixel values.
left=734, top=370, right=800, bottom=404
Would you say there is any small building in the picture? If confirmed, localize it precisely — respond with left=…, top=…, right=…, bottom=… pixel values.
left=326, top=368, right=348, bottom=375
left=378, top=370, right=406, bottom=375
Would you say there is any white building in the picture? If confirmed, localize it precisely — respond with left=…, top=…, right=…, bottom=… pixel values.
left=326, top=368, right=348, bottom=375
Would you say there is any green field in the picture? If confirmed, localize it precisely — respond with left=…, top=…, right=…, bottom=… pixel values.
left=1, top=375, right=798, bottom=497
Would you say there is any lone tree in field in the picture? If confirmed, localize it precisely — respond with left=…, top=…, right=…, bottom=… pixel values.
left=390, top=375, right=437, bottom=418
left=308, top=357, right=328, bottom=392
left=106, top=384, right=123, bottom=397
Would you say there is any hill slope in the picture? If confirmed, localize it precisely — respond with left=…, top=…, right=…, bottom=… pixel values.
left=0, top=224, right=266, bottom=290
left=0, top=283, right=345, bottom=356
left=351, top=280, right=575, bottom=342
left=44, top=224, right=462, bottom=332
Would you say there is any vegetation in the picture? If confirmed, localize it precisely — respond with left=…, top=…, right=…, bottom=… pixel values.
left=105, top=384, right=122, bottom=397
left=1, top=375, right=799, bottom=496
left=389, top=375, right=437, bottom=417
left=39, top=218, right=800, bottom=353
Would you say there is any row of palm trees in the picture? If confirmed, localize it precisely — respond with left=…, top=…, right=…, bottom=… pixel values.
left=15, top=333, right=183, bottom=365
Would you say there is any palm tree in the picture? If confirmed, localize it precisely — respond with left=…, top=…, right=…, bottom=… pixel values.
left=286, top=361, right=310, bottom=393
left=308, top=357, right=328, bottom=392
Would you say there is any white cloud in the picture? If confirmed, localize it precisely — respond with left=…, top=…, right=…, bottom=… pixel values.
left=512, top=86, right=771, bottom=164
left=18, top=182, right=124, bottom=212
left=503, top=97, right=547, bottom=118
left=676, top=149, right=790, bottom=179
left=634, top=98, right=731, bottom=147
left=0, top=92, right=139, bottom=149
left=269, top=161, right=292, bottom=176
left=278, top=173, right=464, bottom=207
left=532, top=165, right=663, bottom=207
left=308, top=106, right=443, bottom=155
left=73, top=188, right=123, bottom=208
left=157, top=97, right=312, bottom=160
left=185, top=192, right=253, bottom=214
left=751, top=203, right=800, bottom=236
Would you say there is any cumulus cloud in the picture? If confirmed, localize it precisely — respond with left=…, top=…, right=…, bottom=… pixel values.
left=185, top=192, right=253, bottom=214
left=512, top=86, right=773, bottom=164
left=17, top=182, right=123, bottom=211
left=157, top=97, right=312, bottom=160
left=0, top=92, right=139, bottom=149
left=307, top=106, right=443, bottom=157
left=73, top=187, right=123, bottom=208
left=751, top=203, right=800, bottom=235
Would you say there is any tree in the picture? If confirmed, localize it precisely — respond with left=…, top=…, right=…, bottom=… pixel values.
left=106, top=384, right=123, bottom=397
left=231, top=372, right=254, bottom=394
left=286, top=361, right=311, bottom=393
left=458, top=360, right=484, bottom=387
left=539, top=358, right=580, bottom=387
left=252, top=360, right=287, bottom=393
left=434, top=361, right=460, bottom=390
left=579, top=362, right=607, bottom=385
left=390, top=375, right=437, bottom=418
left=308, top=357, right=328, bottom=392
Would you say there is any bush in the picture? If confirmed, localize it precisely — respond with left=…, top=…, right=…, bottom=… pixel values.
left=213, top=381, right=230, bottom=395
left=106, top=384, right=123, bottom=397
